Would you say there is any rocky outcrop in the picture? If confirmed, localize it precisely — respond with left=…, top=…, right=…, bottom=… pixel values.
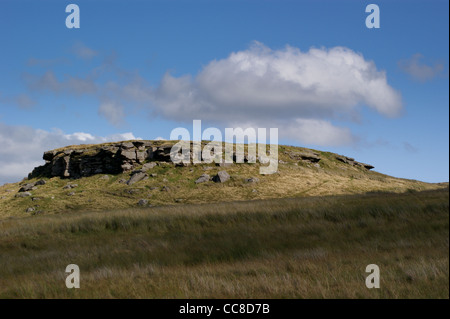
left=335, top=155, right=374, bottom=170
left=285, top=150, right=321, bottom=163
left=27, top=140, right=375, bottom=181
left=29, top=141, right=171, bottom=179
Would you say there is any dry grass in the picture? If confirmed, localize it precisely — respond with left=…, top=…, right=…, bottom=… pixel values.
left=0, top=188, right=448, bottom=298
left=0, top=143, right=445, bottom=218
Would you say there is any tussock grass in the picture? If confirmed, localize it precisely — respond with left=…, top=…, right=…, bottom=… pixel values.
left=0, top=188, right=448, bottom=298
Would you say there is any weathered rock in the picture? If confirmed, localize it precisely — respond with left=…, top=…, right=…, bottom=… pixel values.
left=336, top=156, right=352, bottom=164
left=299, top=152, right=320, bottom=163
left=35, top=179, right=46, bottom=186
left=245, top=177, right=259, bottom=183
left=286, top=151, right=320, bottom=163
left=138, top=199, right=149, bottom=206
left=175, top=162, right=191, bottom=167
left=336, top=155, right=374, bottom=170
left=28, top=141, right=164, bottom=179
left=15, top=192, right=32, bottom=198
left=67, top=192, right=75, bottom=196
left=142, top=162, right=157, bottom=171
left=26, top=207, right=35, bottom=213
left=63, top=184, right=78, bottom=190
left=195, top=174, right=210, bottom=184
left=43, top=150, right=57, bottom=162
left=153, top=144, right=173, bottom=161
left=135, top=150, right=147, bottom=163
left=360, top=163, right=375, bottom=170
left=213, top=171, right=230, bottom=183
left=121, top=163, right=133, bottom=171
left=121, top=142, right=135, bottom=149
left=127, top=172, right=148, bottom=185
left=19, top=183, right=35, bottom=192
left=120, top=150, right=136, bottom=161
left=51, top=155, right=71, bottom=177
left=146, top=148, right=154, bottom=160
left=100, top=175, right=110, bottom=180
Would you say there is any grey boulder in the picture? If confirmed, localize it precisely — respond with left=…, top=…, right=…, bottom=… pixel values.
left=213, top=171, right=230, bottom=183
left=127, top=172, right=148, bottom=185
left=15, top=192, right=32, bottom=198
left=195, top=174, right=210, bottom=184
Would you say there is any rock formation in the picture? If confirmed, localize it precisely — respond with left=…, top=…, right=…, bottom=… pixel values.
left=27, top=140, right=374, bottom=181
left=28, top=141, right=174, bottom=179
left=335, top=155, right=374, bottom=170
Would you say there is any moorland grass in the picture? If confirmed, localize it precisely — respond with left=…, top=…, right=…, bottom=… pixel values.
left=0, top=188, right=448, bottom=298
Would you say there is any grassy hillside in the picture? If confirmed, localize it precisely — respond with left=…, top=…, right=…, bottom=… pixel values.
left=0, top=142, right=445, bottom=218
left=0, top=188, right=448, bottom=298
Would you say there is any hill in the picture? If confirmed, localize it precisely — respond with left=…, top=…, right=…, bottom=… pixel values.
left=0, top=140, right=445, bottom=218
left=0, top=140, right=448, bottom=299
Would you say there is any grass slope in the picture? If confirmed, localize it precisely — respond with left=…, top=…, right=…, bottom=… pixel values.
left=0, top=143, right=446, bottom=218
left=0, top=188, right=448, bottom=298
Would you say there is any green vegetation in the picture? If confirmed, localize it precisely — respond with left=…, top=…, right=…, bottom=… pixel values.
left=0, top=143, right=445, bottom=218
left=0, top=188, right=448, bottom=298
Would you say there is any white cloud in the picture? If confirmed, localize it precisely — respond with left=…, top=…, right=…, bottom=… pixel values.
left=0, top=122, right=138, bottom=184
left=398, top=53, right=444, bottom=82
left=63, top=132, right=96, bottom=142
left=143, top=43, right=402, bottom=145
left=152, top=42, right=402, bottom=122
left=284, top=119, right=355, bottom=146
left=19, top=42, right=403, bottom=147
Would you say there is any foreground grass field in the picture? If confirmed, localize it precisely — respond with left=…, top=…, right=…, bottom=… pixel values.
left=0, top=188, right=448, bottom=298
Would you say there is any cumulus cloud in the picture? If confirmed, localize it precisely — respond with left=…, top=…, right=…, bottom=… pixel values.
left=147, top=42, right=402, bottom=145
left=20, top=42, right=403, bottom=146
left=283, top=119, right=355, bottom=146
left=398, top=53, right=444, bottom=82
left=0, top=122, right=139, bottom=184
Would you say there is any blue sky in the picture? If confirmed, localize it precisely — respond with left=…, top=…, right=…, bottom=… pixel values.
left=0, top=0, right=448, bottom=184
